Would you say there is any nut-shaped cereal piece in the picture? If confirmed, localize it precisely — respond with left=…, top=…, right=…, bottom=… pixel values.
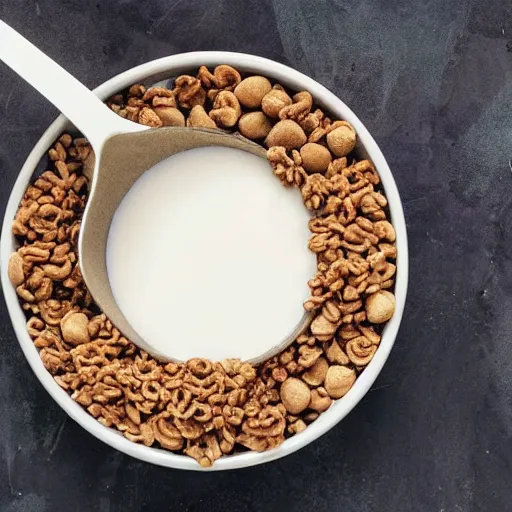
left=325, top=340, right=350, bottom=365
left=187, top=105, right=217, bottom=129
left=8, top=252, right=24, bottom=287
left=209, top=91, right=241, bottom=128
left=302, top=357, right=329, bottom=386
left=265, top=120, right=307, bottom=150
left=365, top=290, right=396, bottom=323
left=326, top=123, right=357, bottom=157
left=262, top=88, right=293, bottom=118
left=309, top=388, right=332, bottom=412
left=238, top=112, right=273, bottom=140
left=60, top=311, right=90, bottom=346
left=324, top=365, right=356, bottom=399
left=310, top=313, right=338, bottom=337
left=280, top=377, right=311, bottom=414
left=300, top=143, right=332, bottom=174
left=234, top=76, right=272, bottom=108
left=213, top=64, right=242, bottom=89
left=154, top=107, right=185, bottom=127
left=374, top=220, right=396, bottom=242
left=138, top=107, right=163, bottom=127
left=288, top=419, right=307, bottom=434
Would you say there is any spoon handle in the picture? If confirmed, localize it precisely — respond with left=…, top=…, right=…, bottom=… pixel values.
left=0, top=20, right=142, bottom=147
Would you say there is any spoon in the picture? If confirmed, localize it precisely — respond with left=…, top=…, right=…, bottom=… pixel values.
left=0, top=20, right=312, bottom=364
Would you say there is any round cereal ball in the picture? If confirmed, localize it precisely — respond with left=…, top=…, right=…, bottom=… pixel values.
left=234, top=76, right=272, bottom=108
left=326, top=123, right=357, bottom=157
left=238, top=111, right=273, bottom=140
left=265, top=119, right=307, bottom=150
left=300, top=143, right=332, bottom=174
left=365, top=291, right=396, bottom=323
left=280, top=377, right=311, bottom=414
left=8, top=252, right=24, bottom=287
left=324, top=365, right=356, bottom=399
left=261, top=88, right=293, bottom=118
left=60, top=311, right=90, bottom=346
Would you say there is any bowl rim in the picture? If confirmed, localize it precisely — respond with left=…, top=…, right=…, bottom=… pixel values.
left=0, top=51, right=409, bottom=471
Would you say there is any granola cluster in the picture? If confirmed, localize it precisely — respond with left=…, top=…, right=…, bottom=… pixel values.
left=8, top=64, right=397, bottom=467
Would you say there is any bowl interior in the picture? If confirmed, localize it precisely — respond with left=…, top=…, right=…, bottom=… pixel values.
left=0, top=51, right=408, bottom=471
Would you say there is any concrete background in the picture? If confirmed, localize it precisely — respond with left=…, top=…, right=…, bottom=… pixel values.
left=0, top=1, right=511, bottom=510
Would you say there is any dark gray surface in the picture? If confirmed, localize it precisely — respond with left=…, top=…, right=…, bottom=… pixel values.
left=0, top=0, right=511, bottom=510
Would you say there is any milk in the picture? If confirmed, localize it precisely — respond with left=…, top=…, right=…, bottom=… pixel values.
left=106, top=146, right=316, bottom=362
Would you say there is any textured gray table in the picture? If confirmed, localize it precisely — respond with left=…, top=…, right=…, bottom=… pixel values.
left=1, top=1, right=511, bottom=511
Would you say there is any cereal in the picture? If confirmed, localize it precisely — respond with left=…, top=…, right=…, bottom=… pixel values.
left=261, top=87, right=293, bottom=118
left=8, top=252, right=25, bottom=287
left=186, top=105, right=217, bottom=129
left=10, top=64, right=398, bottom=467
left=209, top=91, right=242, bottom=128
left=301, top=357, right=329, bottom=386
left=299, top=142, right=332, bottom=174
left=154, top=107, right=185, bottom=127
left=138, top=107, right=163, bottom=128
left=279, top=91, right=313, bottom=122
left=325, top=340, right=350, bottom=365
left=326, top=121, right=357, bottom=157
left=234, top=76, right=272, bottom=108
left=280, top=378, right=311, bottom=414
left=60, top=311, right=90, bottom=346
left=365, top=290, right=396, bottom=323
left=238, top=112, right=273, bottom=140
left=265, top=119, right=307, bottom=150
left=173, top=75, right=206, bottom=108
left=309, top=388, right=332, bottom=412
left=324, top=365, right=356, bottom=398
left=198, top=64, right=241, bottom=99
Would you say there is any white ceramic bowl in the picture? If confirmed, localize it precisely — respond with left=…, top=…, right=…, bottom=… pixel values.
left=0, top=52, right=408, bottom=471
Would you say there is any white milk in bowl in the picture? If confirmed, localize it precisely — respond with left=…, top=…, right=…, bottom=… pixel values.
left=106, top=146, right=316, bottom=362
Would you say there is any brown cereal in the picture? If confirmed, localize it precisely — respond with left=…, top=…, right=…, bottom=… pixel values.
left=261, top=87, right=293, bottom=118
left=209, top=91, right=242, bottom=128
left=60, top=311, right=90, bottom=346
left=187, top=105, right=217, bottom=129
left=154, top=107, right=185, bottom=127
left=279, top=91, right=313, bottom=122
left=234, top=76, right=272, bottom=108
left=198, top=64, right=241, bottom=98
left=173, top=75, right=206, bottom=108
left=138, top=107, right=163, bottom=128
left=309, top=388, right=332, bottom=412
left=280, top=378, right=311, bottom=414
left=324, top=366, right=356, bottom=398
left=266, top=146, right=307, bottom=187
left=299, top=143, right=332, bottom=174
left=345, top=336, right=377, bottom=366
left=8, top=252, right=25, bottom=287
left=265, top=120, right=307, bottom=150
left=238, top=112, right=273, bottom=140
left=301, top=357, right=329, bottom=387
left=326, top=121, right=357, bottom=157
left=325, top=340, right=350, bottom=365
left=10, top=64, right=397, bottom=467
left=365, top=290, right=396, bottom=323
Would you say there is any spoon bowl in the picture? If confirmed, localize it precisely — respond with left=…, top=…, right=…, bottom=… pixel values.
left=81, top=127, right=313, bottom=363
left=0, top=20, right=312, bottom=362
